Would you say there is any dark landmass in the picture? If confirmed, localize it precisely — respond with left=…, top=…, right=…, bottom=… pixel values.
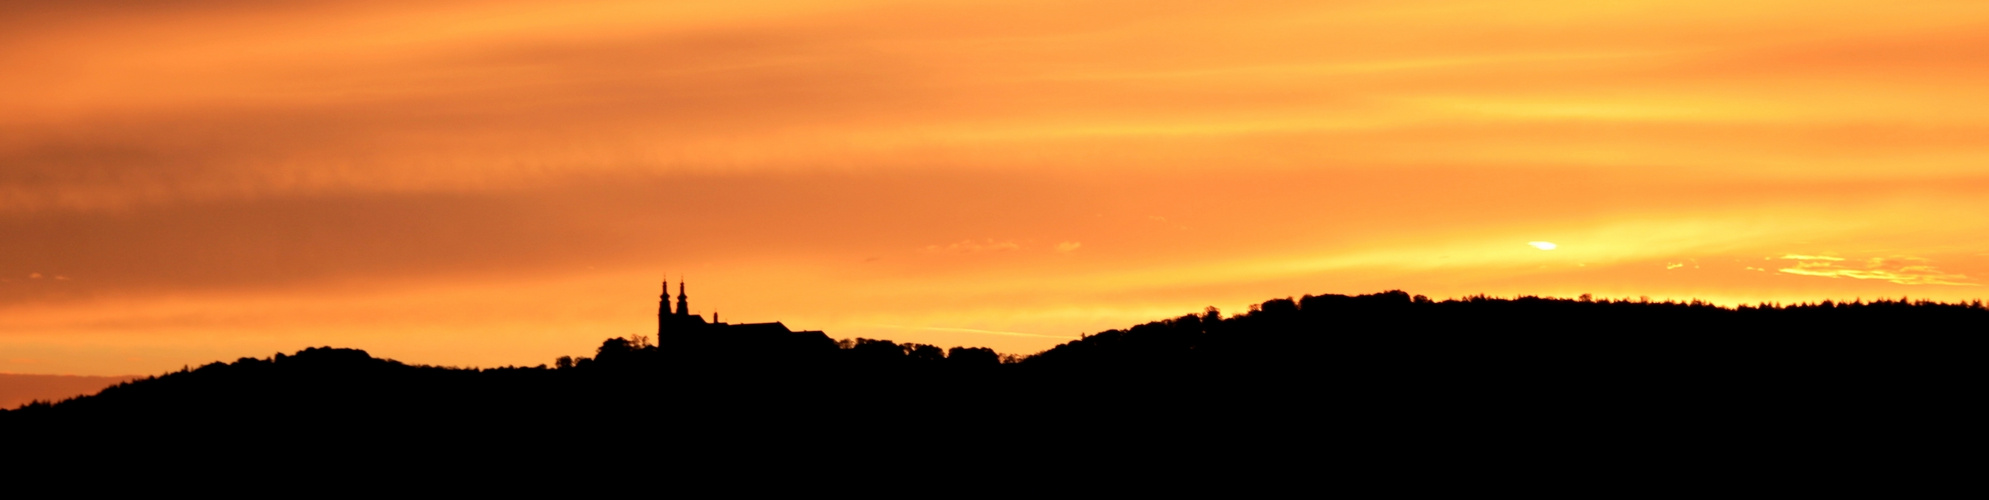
left=7, top=290, right=1986, bottom=457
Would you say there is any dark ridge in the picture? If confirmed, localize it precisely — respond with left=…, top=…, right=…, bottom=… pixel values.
left=8, top=290, right=1986, bottom=457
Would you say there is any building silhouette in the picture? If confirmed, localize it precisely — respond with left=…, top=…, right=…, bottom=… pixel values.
left=657, top=279, right=823, bottom=338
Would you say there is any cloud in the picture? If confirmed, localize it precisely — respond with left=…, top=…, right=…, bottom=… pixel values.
left=9, top=0, right=1989, bottom=215
left=1055, top=241, right=1082, bottom=253
left=1777, top=255, right=1977, bottom=286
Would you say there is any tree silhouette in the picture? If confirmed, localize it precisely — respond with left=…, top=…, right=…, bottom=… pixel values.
left=6, top=289, right=1983, bottom=457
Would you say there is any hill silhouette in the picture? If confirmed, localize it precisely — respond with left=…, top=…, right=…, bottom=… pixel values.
left=8, top=290, right=1986, bottom=457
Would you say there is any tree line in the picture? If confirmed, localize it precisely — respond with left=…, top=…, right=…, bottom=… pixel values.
left=7, top=289, right=1985, bottom=452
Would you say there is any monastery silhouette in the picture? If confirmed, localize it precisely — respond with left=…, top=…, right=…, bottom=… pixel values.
left=657, top=280, right=822, bottom=338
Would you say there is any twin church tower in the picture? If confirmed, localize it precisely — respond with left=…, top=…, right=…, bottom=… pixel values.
left=654, top=279, right=820, bottom=338
left=657, top=280, right=709, bottom=335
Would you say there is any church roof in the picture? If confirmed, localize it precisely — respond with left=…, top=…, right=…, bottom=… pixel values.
left=718, top=322, right=793, bottom=335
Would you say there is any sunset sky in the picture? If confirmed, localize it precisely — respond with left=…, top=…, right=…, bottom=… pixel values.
left=6, top=0, right=1988, bottom=377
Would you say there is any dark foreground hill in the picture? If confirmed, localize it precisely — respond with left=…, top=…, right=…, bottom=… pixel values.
left=7, top=290, right=1987, bottom=463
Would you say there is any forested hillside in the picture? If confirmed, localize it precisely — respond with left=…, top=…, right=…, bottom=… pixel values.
left=9, top=290, right=1984, bottom=444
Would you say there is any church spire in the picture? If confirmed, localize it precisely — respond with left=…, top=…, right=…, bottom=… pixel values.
left=657, top=279, right=672, bottom=336
left=677, top=280, right=691, bottom=317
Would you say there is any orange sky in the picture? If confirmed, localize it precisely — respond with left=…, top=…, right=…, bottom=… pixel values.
left=5, top=0, right=1987, bottom=376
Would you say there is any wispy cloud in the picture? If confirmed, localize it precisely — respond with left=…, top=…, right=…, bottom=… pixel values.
left=1778, top=255, right=1977, bottom=286
left=12, top=0, right=1989, bottom=375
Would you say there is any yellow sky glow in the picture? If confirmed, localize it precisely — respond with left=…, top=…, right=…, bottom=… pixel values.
left=4, top=0, right=1987, bottom=375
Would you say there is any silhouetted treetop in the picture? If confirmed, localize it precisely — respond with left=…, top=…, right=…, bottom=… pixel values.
left=9, top=289, right=1985, bottom=450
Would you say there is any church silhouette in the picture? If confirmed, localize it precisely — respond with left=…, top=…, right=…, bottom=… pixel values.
left=657, top=280, right=823, bottom=338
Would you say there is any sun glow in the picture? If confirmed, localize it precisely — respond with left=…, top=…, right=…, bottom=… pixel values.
left=4, top=0, right=1989, bottom=377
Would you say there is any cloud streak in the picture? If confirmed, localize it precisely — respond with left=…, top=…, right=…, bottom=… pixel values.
left=8, top=1, right=1989, bottom=211
left=1779, top=255, right=1978, bottom=286
left=8, top=0, right=1989, bottom=375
